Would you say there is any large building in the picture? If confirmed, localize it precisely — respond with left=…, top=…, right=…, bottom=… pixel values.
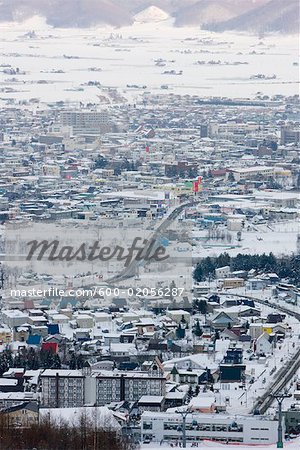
left=40, top=370, right=85, bottom=408
left=40, top=368, right=166, bottom=408
left=229, top=166, right=274, bottom=182
left=280, top=126, right=300, bottom=145
left=141, top=412, right=279, bottom=445
left=95, top=371, right=166, bottom=406
left=60, top=110, right=109, bottom=135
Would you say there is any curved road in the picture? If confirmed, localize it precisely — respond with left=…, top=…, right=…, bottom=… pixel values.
left=107, top=198, right=200, bottom=284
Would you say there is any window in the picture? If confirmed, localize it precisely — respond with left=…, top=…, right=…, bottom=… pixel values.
left=143, top=422, right=152, bottom=430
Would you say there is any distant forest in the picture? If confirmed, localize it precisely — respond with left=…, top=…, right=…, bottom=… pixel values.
left=193, top=252, right=300, bottom=286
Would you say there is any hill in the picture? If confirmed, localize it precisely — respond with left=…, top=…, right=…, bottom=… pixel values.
left=0, top=0, right=298, bottom=33
left=204, top=0, right=299, bottom=34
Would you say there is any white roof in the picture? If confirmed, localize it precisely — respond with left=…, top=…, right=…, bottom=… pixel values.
left=189, top=396, right=215, bottom=408
left=41, top=369, right=83, bottom=377
left=139, top=395, right=164, bottom=403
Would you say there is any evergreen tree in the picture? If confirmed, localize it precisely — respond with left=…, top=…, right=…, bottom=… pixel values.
left=176, top=323, right=185, bottom=339
left=193, top=320, right=203, bottom=337
left=187, top=385, right=193, bottom=400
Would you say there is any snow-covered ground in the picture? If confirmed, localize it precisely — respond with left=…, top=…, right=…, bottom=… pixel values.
left=141, top=438, right=300, bottom=450
left=193, top=219, right=300, bottom=258
left=0, top=15, right=298, bottom=105
left=40, top=406, right=121, bottom=429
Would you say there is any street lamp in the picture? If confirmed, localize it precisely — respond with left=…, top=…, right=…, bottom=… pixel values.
left=175, top=408, right=193, bottom=448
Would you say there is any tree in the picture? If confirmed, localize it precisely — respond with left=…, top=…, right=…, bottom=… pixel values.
left=214, top=330, right=220, bottom=341
left=193, top=265, right=203, bottom=282
left=187, top=385, right=193, bottom=400
left=94, top=155, right=107, bottom=169
left=176, top=323, right=185, bottom=339
left=198, top=300, right=208, bottom=315
left=193, top=319, right=203, bottom=337
left=0, top=350, right=12, bottom=376
left=40, top=349, right=61, bottom=369
left=227, top=171, right=235, bottom=182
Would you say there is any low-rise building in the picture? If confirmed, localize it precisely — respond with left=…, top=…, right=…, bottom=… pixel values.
left=141, top=412, right=279, bottom=445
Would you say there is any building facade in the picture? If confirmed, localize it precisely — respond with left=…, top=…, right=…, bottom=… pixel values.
left=141, top=412, right=279, bottom=445
left=40, top=370, right=85, bottom=408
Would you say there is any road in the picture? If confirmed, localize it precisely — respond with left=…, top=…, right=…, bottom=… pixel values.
left=106, top=198, right=200, bottom=284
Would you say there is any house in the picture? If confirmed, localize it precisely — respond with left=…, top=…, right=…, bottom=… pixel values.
left=166, top=310, right=190, bottom=325
left=109, top=343, right=136, bottom=357
left=93, top=312, right=112, bottom=324
left=138, top=395, right=165, bottom=413
left=218, top=278, right=245, bottom=289
left=73, top=329, right=91, bottom=342
left=13, top=326, right=31, bottom=343
left=219, top=348, right=245, bottom=382
left=137, top=320, right=155, bottom=335
left=266, top=313, right=285, bottom=324
left=254, top=332, right=275, bottom=355
left=169, top=366, right=199, bottom=384
left=223, top=305, right=261, bottom=319
left=208, top=311, right=238, bottom=330
left=0, top=327, right=12, bottom=344
left=75, top=314, right=94, bottom=329
left=220, top=328, right=240, bottom=342
left=42, top=342, right=59, bottom=354
left=249, top=323, right=264, bottom=339
left=215, top=266, right=230, bottom=279
left=189, top=395, right=216, bottom=413
left=0, top=401, right=39, bottom=428
left=164, top=391, right=187, bottom=409
left=26, top=334, right=42, bottom=346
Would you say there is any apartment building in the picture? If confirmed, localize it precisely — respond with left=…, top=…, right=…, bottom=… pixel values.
left=40, top=369, right=166, bottom=408
left=40, top=370, right=85, bottom=408
left=60, top=110, right=108, bottom=135
left=95, top=371, right=166, bottom=406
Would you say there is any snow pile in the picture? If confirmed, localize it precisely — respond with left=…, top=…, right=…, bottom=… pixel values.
left=134, top=6, right=170, bottom=24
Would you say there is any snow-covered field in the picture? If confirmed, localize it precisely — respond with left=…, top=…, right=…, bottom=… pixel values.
left=141, top=439, right=300, bottom=450
left=0, top=16, right=298, bottom=105
left=193, top=219, right=300, bottom=258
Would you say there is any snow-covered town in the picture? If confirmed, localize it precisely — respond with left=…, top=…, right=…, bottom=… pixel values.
left=0, top=1, right=299, bottom=449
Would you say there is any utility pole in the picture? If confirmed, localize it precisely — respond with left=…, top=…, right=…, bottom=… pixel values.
left=176, top=408, right=192, bottom=448
left=272, top=392, right=292, bottom=448
left=0, top=263, right=4, bottom=290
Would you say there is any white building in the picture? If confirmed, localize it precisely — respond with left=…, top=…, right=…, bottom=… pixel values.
left=60, top=110, right=108, bottom=135
left=166, top=310, right=190, bottom=325
left=230, top=166, right=274, bottom=182
left=141, top=412, right=279, bottom=445
left=215, top=266, right=231, bottom=279
left=2, top=310, right=29, bottom=328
